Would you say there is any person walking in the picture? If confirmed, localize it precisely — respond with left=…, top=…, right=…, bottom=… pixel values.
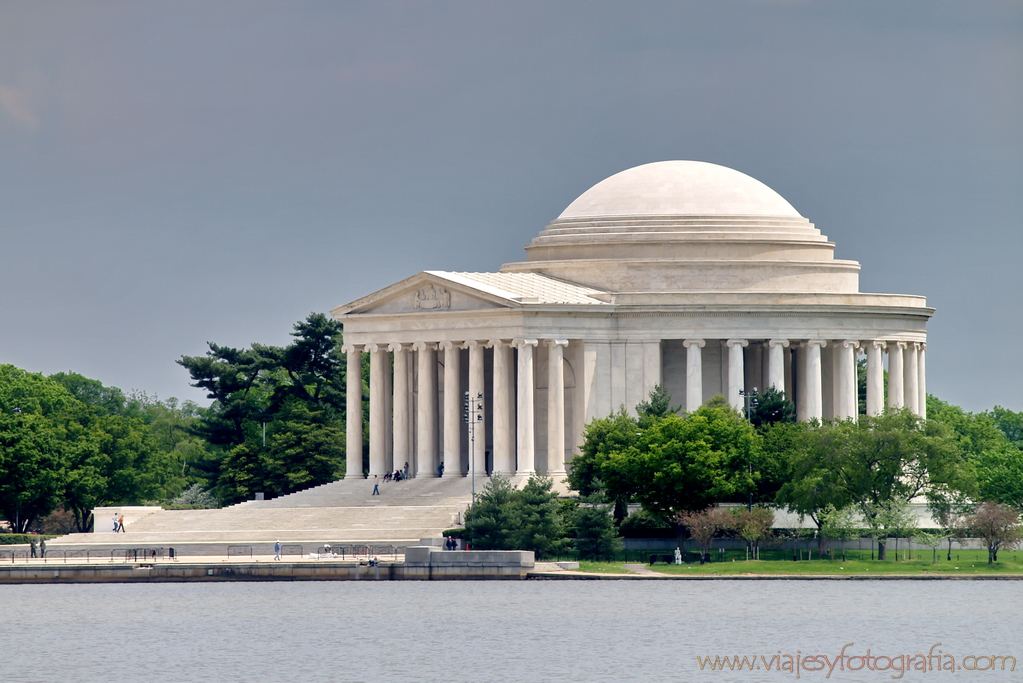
left=372, top=475, right=380, bottom=495
left=40, top=538, right=46, bottom=558
left=30, top=538, right=37, bottom=558
left=117, top=515, right=126, bottom=532
left=274, top=540, right=281, bottom=561
left=112, top=514, right=119, bottom=532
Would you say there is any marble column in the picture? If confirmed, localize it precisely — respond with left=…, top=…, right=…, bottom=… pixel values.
left=413, top=342, right=438, bottom=477
left=683, top=339, right=704, bottom=413
left=513, top=338, right=538, bottom=476
left=918, top=343, right=927, bottom=420
left=388, top=343, right=410, bottom=476
left=726, top=339, right=748, bottom=412
left=888, top=342, right=905, bottom=410
left=904, top=342, right=920, bottom=416
left=803, top=340, right=826, bottom=421
left=489, top=339, right=515, bottom=476
left=866, top=340, right=886, bottom=416
left=366, top=343, right=389, bottom=476
left=547, top=339, right=569, bottom=477
left=342, top=344, right=363, bottom=478
left=795, top=343, right=809, bottom=422
left=767, top=339, right=789, bottom=393
left=464, top=340, right=486, bottom=478
left=836, top=340, right=859, bottom=420
left=440, top=341, right=460, bottom=476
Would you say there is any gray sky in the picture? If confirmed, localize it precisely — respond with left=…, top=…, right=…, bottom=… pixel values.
left=0, top=1, right=1020, bottom=412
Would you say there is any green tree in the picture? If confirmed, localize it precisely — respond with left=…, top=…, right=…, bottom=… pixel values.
left=178, top=313, right=349, bottom=503
left=631, top=405, right=762, bottom=520
left=510, top=476, right=570, bottom=559
left=0, top=366, right=79, bottom=532
left=635, top=384, right=681, bottom=421
left=573, top=495, right=620, bottom=561
left=568, top=409, right=641, bottom=523
left=776, top=410, right=963, bottom=560
left=750, top=387, right=795, bottom=428
left=967, top=502, right=1021, bottom=564
left=463, top=475, right=520, bottom=550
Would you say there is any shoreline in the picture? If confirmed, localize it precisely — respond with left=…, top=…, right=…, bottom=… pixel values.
left=3, top=559, right=1023, bottom=583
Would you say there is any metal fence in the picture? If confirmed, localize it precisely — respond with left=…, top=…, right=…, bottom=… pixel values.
left=227, top=545, right=252, bottom=559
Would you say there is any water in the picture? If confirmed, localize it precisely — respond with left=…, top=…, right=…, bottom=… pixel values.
left=1, top=580, right=1020, bottom=682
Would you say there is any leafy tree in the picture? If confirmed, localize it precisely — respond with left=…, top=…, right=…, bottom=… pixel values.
left=677, top=506, right=733, bottom=564
left=568, top=409, right=641, bottom=522
left=819, top=504, right=857, bottom=561
left=49, top=372, right=127, bottom=416
left=916, top=529, right=945, bottom=565
left=985, top=405, right=1023, bottom=446
left=731, top=506, right=773, bottom=560
left=630, top=404, right=762, bottom=519
left=967, top=502, right=1021, bottom=564
left=927, top=485, right=974, bottom=561
left=776, top=410, right=963, bottom=560
left=0, top=366, right=79, bottom=532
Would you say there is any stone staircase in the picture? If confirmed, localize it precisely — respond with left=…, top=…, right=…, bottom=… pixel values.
left=46, top=476, right=484, bottom=557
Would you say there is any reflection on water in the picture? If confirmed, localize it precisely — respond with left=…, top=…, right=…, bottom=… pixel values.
left=2, top=580, right=1020, bottom=683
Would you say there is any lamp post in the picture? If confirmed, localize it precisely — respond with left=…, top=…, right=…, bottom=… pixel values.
left=738, top=388, right=758, bottom=511
left=463, top=391, right=484, bottom=506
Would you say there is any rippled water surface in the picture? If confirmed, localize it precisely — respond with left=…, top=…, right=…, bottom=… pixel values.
left=2, top=580, right=1020, bottom=682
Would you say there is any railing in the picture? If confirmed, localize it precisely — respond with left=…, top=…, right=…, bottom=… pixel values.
left=280, top=544, right=303, bottom=557
left=227, top=545, right=252, bottom=559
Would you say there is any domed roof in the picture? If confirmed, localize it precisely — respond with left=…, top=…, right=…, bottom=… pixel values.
left=558, top=160, right=802, bottom=220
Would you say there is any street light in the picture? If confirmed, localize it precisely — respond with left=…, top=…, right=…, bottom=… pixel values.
left=738, top=387, right=759, bottom=511
left=463, top=390, right=484, bottom=506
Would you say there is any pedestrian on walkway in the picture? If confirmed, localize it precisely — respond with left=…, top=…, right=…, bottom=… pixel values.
left=30, top=538, right=37, bottom=558
left=403, top=462, right=409, bottom=480
left=372, top=475, right=380, bottom=495
left=40, top=538, right=46, bottom=558
left=117, top=515, right=125, bottom=532
left=274, top=540, right=281, bottom=561
left=112, top=514, right=119, bottom=532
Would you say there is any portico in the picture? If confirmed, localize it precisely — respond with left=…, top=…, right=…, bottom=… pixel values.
left=333, top=161, right=932, bottom=478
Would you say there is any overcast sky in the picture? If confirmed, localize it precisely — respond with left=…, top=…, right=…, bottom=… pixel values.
left=0, top=1, right=1020, bottom=412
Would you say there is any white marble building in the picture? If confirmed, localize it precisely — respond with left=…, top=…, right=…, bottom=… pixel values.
left=332, top=161, right=931, bottom=480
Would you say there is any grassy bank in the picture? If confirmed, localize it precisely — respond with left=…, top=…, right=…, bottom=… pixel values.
left=574, top=549, right=1023, bottom=576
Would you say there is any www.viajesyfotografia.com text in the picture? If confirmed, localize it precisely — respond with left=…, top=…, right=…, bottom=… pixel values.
left=696, top=643, right=1016, bottom=678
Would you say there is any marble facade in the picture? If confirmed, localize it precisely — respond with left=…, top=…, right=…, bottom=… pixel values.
left=333, top=161, right=932, bottom=478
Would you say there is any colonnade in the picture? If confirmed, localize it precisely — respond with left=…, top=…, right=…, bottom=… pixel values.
left=342, top=336, right=926, bottom=480
left=341, top=339, right=570, bottom=479
left=680, top=338, right=926, bottom=421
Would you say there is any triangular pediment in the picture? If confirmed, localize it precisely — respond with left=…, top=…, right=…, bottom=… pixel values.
left=331, top=272, right=516, bottom=317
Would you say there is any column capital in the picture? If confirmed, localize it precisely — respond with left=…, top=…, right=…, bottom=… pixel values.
left=919, top=342, right=926, bottom=351
left=462, top=340, right=480, bottom=351
left=438, top=340, right=457, bottom=351
left=683, top=338, right=705, bottom=349
left=485, top=339, right=506, bottom=349
left=726, top=338, right=749, bottom=348
left=768, top=339, right=790, bottom=349
left=411, top=341, right=436, bottom=352
left=512, top=338, right=538, bottom=349
left=546, top=339, right=569, bottom=348
left=891, top=340, right=908, bottom=350
left=803, top=339, right=827, bottom=349
left=841, top=339, right=860, bottom=349
left=341, top=344, right=362, bottom=354
left=870, top=340, right=887, bottom=350
left=387, top=342, right=405, bottom=353
left=364, top=343, right=381, bottom=353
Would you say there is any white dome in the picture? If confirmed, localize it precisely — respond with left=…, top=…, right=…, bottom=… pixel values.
left=558, top=160, right=802, bottom=220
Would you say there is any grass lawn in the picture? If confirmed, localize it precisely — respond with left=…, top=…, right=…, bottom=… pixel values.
left=576, top=561, right=635, bottom=574
left=642, top=548, right=1023, bottom=576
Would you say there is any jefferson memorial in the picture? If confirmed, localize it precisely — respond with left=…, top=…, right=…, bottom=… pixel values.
left=333, top=161, right=931, bottom=481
